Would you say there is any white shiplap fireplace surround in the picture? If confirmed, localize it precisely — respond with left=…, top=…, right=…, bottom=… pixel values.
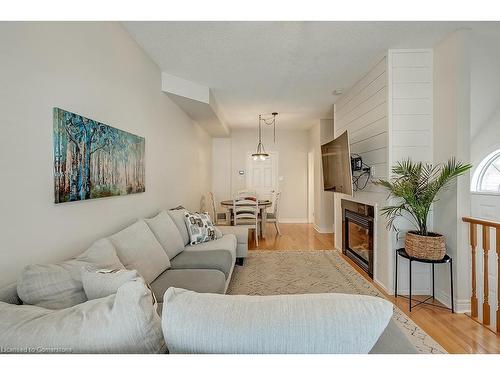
left=333, top=50, right=436, bottom=301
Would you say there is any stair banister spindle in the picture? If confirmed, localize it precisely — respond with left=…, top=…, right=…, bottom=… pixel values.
left=470, top=223, right=478, bottom=317
left=483, top=225, right=491, bottom=326
left=462, top=217, right=500, bottom=331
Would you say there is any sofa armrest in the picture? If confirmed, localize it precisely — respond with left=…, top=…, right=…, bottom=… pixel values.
left=217, top=226, right=248, bottom=259
left=217, top=226, right=248, bottom=245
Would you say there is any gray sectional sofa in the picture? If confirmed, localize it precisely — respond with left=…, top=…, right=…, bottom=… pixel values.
left=0, top=207, right=417, bottom=354
left=0, top=208, right=247, bottom=311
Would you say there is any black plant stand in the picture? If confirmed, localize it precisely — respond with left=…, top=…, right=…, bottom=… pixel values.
left=395, top=248, right=454, bottom=313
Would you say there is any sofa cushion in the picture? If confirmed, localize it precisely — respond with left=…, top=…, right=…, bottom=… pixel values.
left=0, top=278, right=165, bottom=354
left=17, top=238, right=124, bottom=309
left=167, top=209, right=190, bottom=246
left=0, top=283, right=21, bottom=305
left=185, top=234, right=237, bottom=263
left=214, top=226, right=223, bottom=239
left=81, top=267, right=140, bottom=300
left=150, top=269, right=226, bottom=302
left=109, top=220, right=170, bottom=283
left=369, top=319, right=418, bottom=354
left=145, top=211, right=185, bottom=259
left=218, top=226, right=248, bottom=245
left=162, top=288, right=393, bottom=354
left=170, top=250, right=233, bottom=279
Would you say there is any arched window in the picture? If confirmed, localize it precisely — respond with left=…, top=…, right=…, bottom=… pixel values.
left=472, top=149, right=500, bottom=193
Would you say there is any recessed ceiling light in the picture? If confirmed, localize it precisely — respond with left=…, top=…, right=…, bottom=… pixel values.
left=332, top=89, right=343, bottom=96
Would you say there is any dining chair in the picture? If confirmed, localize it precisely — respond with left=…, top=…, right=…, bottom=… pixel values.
left=237, top=189, right=257, bottom=200
left=267, top=191, right=281, bottom=235
left=233, top=195, right=259, bottom=246
left=201, top=192, right=228, bottom=225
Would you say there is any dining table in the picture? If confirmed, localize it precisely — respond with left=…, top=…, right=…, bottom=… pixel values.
left=220, top=199, right=272, bottom=238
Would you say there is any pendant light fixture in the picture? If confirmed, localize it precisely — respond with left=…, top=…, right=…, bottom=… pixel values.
left=252, top=112, right=278, bottom=161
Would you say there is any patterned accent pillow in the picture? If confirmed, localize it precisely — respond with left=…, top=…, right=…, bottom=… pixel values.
left=183, top=212, right=217, bottom=245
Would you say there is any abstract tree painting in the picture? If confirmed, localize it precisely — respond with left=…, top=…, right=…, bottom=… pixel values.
left=53, top=108, right=145, bottom=203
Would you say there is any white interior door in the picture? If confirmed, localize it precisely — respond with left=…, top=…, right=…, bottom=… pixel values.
left=246, top=152, right=278, bottom=201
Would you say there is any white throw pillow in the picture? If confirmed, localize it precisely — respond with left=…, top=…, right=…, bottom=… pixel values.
left=17, top=238, right=124, bottom=309
left=81, top=267, right=140, bottom=300
left=144, top=210, right=185, bottom=259
left=162, top=288, right=393, bottom=354
left=184, top=212, right=217, bottom=245
left=0, top=279, right=165, bottom=354
left=109, top=220, right=170, bottom=283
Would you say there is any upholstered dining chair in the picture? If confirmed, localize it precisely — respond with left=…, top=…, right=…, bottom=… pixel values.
left=267, top=191, right=281, bottom=235
left=233, top=195, right=259, bottom=246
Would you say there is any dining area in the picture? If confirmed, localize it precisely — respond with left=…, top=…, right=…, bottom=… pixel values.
left=202, top=190, right=281, bottom=246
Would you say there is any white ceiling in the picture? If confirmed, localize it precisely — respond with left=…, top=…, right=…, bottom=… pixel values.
left=122, top=21, right=499, bottom=130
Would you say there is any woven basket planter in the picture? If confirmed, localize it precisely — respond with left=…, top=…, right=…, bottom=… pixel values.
left=405, top=231, right=446, bottom=260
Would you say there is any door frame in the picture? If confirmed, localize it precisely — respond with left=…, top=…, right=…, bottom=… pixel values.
left=245, top=151, right=279, bottom=197
left=307, top=151, right=314, bottom=223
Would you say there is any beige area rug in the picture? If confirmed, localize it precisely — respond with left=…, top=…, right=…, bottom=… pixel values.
left=227, top=250, right=446, bottom=354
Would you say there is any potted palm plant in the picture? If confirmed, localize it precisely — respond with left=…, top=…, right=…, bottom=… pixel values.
left=376, top=158, right=472, bottom=260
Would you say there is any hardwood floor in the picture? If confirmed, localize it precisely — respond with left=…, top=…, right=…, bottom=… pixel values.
left=249, top=223, right=500, bottom=354
left=249, top=223, right=335, bottom=250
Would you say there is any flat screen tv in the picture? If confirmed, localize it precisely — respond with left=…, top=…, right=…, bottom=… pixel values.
left=321, top=130, right=353, bottom=195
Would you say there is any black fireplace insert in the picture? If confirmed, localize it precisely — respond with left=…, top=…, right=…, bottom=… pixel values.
left=341, top=200, right=374, bottom=278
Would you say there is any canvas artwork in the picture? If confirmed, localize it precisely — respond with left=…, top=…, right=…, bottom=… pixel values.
left=53, top=108, right=145, bottom=204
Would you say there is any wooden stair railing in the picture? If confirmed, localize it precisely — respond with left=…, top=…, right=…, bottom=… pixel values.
left=462, top=217, right=500, bottom=333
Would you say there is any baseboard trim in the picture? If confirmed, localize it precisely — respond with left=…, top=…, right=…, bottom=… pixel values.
left=279, top=218, right=309, bottom=224
left=454, top=299, right=471, bottom=314
left=374, top=276, right=390, bottom=294
left=435, top=290, right=470, bottom=313
left=435, top=289, right=452, bottom=309
left=313, top=224, right=333, bottom=233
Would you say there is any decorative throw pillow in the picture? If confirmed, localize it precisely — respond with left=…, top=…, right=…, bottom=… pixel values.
left=81, top=267, right=140, bottom=300
left=183, top=212, right=217, bottom=245
left=17, top=238, right=124, bottom=310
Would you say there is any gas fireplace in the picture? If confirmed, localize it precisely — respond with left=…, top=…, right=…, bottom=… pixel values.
left=341, top=200, right=374, bottom=278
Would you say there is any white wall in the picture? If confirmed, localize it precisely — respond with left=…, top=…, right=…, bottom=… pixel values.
left=0, top=22, right=212, bottom=286
left=334, top=51, right=434, bottom=294
left=470, top=31, right=500, bottom=170
left=388, top=49, right=434, bottom=295
left=333, top=56, right=391, bottom=290
left=308, top=119, right=335, bottom=233
left=470, top=30, right=500, bottom=220
left=212, top=128, right=309, bottom=222
left=433, top=30, right=472, bottom=312
left=469, top=30, right=500, bottom=325
left=212, top=137, right=232, bottom=203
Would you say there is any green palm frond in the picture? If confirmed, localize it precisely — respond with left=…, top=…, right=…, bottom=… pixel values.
left=375, top=158, right=472, bottom=236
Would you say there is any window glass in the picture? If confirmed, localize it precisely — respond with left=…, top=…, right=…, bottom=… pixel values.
left=473, top=150, right=500, bottom=193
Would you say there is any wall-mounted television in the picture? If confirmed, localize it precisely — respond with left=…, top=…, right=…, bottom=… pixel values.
left=321, top=130, right=353, bottom=195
